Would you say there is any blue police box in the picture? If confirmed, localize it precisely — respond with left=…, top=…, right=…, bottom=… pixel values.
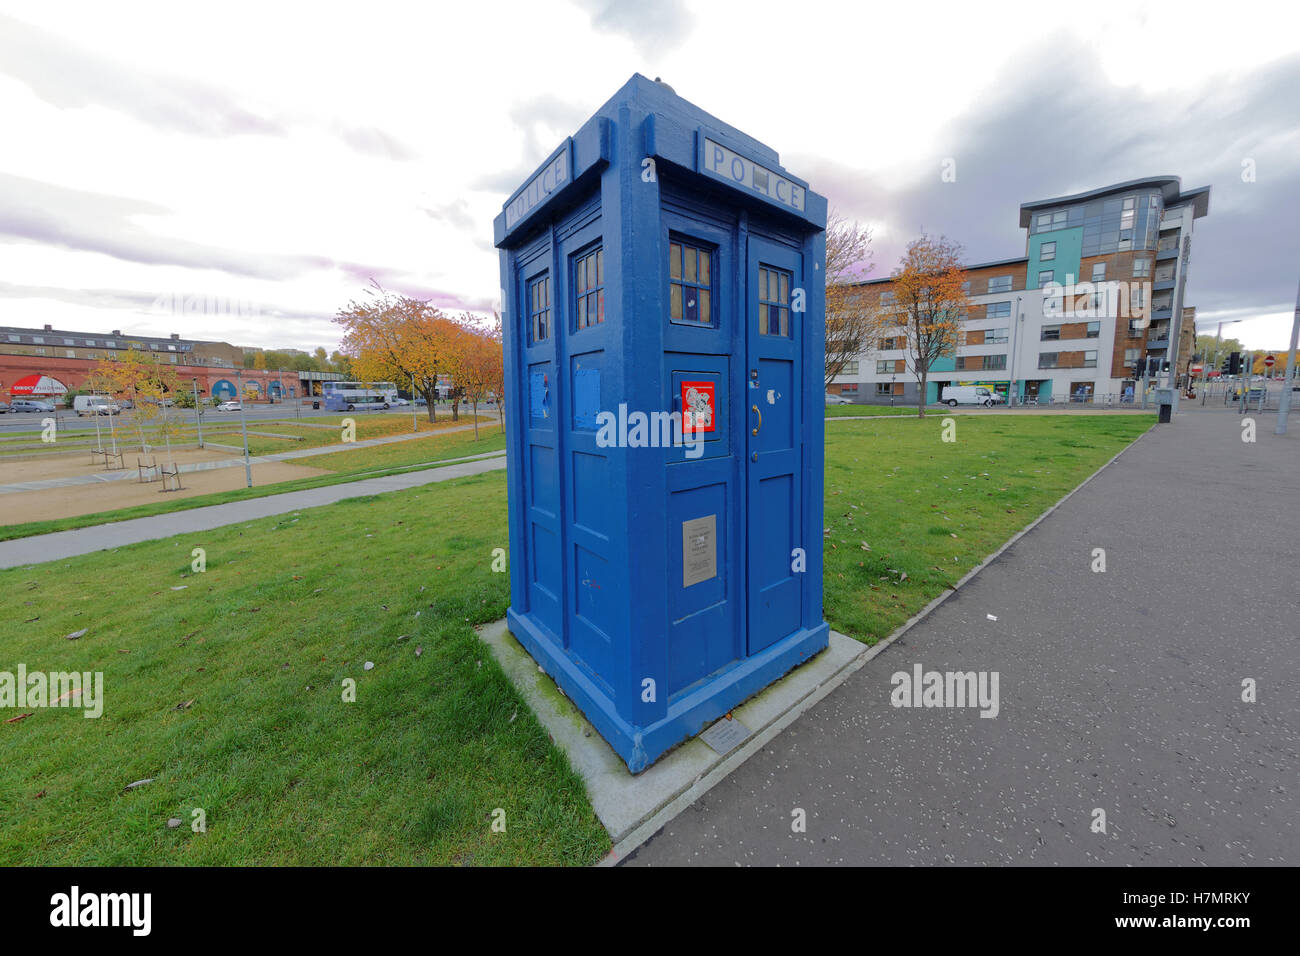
left=494, top=74, right=829, bottom=773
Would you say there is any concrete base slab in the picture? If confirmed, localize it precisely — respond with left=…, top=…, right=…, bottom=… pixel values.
left=475, top=618, right=869, bottom=855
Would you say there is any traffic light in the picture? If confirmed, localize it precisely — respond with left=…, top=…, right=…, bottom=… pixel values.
left=1227, top=352, right=1242, bottom=375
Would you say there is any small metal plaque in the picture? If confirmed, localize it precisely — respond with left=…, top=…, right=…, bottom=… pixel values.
left=699, top=716, right=751, bottom=755
left=682, top=514, right=717, bottom=588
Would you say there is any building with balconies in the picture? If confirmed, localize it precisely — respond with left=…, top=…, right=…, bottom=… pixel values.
left=832, top=176, right=1210, bottom=404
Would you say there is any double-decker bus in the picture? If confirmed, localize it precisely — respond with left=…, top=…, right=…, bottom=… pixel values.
left=322, top=381, right=398, bottom=412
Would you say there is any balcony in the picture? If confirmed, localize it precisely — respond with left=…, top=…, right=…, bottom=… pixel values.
left=1156, top=245, right=1179, bottom=261
left=1153, top=279, right=1176, bottom=292
left=1146, top=338, right=1170, bottom=351
left=1151, top=307, right=1173, bottom=321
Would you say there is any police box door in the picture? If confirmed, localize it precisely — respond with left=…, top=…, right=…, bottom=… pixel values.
left=745, top=236, right=804, bottom=654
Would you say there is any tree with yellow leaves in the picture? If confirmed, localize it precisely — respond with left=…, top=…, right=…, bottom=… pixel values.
left=892, top=235, right=969, bottom=417
left=334, top=283, right=461, bottom=422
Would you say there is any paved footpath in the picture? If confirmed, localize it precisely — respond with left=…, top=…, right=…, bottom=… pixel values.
left=0, top=453, right=505, bottom=569
left=628, top=407, right=1299, bottom=865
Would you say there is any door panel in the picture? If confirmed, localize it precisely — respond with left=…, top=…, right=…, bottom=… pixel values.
left=745, top=238, right=804, bottom=653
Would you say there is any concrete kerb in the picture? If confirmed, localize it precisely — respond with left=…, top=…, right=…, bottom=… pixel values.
left=478, top=418, right=1158, bottom=865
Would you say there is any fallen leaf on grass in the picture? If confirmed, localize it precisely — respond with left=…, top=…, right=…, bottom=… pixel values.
left=125, top=778, right=154, bottom=790
left=174, top=700, right=194, bottom=711
left=6, top=713, right=34, bottom=724
left=65, top=629, right=88, bottom=641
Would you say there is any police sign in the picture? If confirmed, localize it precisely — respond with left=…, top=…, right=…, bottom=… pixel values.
left=701, top=136, right=806, bottom=212
left=505, top=144, right=571, bottom=230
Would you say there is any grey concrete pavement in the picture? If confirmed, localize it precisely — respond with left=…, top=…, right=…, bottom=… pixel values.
left=626, top=406, right=1299, bottom=865
left=0, top=453, right=505, bottom=569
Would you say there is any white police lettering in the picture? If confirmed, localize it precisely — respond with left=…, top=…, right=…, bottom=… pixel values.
left=505, top=150, right=569, bottom=228
left=702, top=137, right=805, bottom=212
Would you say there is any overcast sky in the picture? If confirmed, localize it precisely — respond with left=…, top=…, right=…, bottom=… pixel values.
left=1, top=1, right=1297, bottom=351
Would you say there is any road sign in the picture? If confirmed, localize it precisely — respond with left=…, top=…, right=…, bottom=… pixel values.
left=1264, top=354, right=1275, bottom=368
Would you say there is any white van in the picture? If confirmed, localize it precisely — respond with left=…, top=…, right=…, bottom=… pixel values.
left=941, top=385, right=1003, bottom=407
left=74, top=395, right=121, bottom=416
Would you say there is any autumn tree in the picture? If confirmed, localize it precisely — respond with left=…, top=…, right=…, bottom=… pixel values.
left=89, top=348, right=182, bottom=454
left=892, top=234, right=968, bottom=417
left=824, top=212, right=883, bottom=389
left=450, top=314, right=505, bottom=440
left=334, top=282, right=460, bottom=422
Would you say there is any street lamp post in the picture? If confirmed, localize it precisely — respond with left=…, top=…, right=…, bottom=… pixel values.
left=235, top=369, right=253, bottom=488
left=1275, top=278, right=1300, bottom=435
left=192, top=377, right=204, bottom=448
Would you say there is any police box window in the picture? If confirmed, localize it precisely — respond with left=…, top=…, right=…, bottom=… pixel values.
left=758, top=265, right=791, bottom=336
left=574, top=247, right=604, bottom=329
left=528, top=274, right=550, bottom=343
left=669, top=239, right=713, bottom=325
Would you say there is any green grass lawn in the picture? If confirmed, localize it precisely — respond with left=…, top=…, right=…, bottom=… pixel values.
left=822, top=414, right=1153, bottom=642
left=0, top=428, right=506, bottom=543
left=824, top=404, right=916, bottom=417
left=0, top=470, right=606, bottom=865
left=0, top=413, right=1151, bottom=864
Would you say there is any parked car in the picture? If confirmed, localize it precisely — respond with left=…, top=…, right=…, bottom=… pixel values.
left=73, top=394, right=121, bottom=416
left=941, top=385, right=1003, bottom=407
left=413, top=397, right=428, bottom=406
left=10, top=398, right=56, bottom=413
left=217, top=401, right=242, bottom=411
left=391, top=397, right=410, bottom=406
left=824, top=391, right=852, bottom=405
left=0, top=401, right=9, bottom=414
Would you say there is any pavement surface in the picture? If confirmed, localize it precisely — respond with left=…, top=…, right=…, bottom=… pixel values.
left=0, top=452, right=505, bottom=569
left=626, top=406, right=1299, bottom=865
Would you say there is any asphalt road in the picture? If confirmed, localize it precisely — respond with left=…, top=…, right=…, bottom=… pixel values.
left=626, top=406, right=1299, bottom=866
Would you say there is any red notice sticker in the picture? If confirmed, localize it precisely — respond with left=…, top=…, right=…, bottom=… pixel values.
left=681, top=381, right=715, bottom=433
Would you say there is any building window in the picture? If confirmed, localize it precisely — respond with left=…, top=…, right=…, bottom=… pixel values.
left=66, top=350, right=75, bottom=358
left=876, top=360, right=894, bottom=374
left=840, top=360, right=859, bottom=375
left=1133, top=258, right=1151, bottom=277
left=1083, top=351, right=1098, bottom=368
left=839, top=383, right=858, bottom=394
left=528, top=274, right=551, bottom=344
left=1036, top=213, right=1051, bottom=229
left=987, top=301, right=1011, bottom=319
left=575, top=247, right=605, bottom=329
left=988, top=276, right=1012, bottom=293
left=35, top=347, right=46, bottom=356
left=981, top=354, right=1007, bottom=371
left=880, top=291, right=895, bottom=305
left=1130, top=286, right=1145, bottom=310
left=875, top=382, right=892, bottom=396
left=1039, top=352, right=1059, bottom=369
left=758, top=265, right=791, bottom=336
left=1091, top=263, right=1106, bottom=282
left=669, top=239, right=711, bottom=326
left=986, top=328, right=1009, bottom=344
left=1040, top=241, right=1056, bottom=261
left=1053, top=210, right=1068, bottom=228
left=1041, top=325, right=1061, bottom=341
left=32, top=336, right=44, bottom=344
left=961, top=281, right=971, bottom=294
left=63, top=338, right=75, bottom=346
left=881, top=336, right=899, bottom=350
left=1086, top=321, right=1100, bottom=338
left=1038, top=270, right=1055, bottom=288
left=1124, top=348, right=1141, bottom=363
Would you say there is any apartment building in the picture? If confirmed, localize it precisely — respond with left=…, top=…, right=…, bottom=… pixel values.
left=834, top=177, right=1210, bottom=404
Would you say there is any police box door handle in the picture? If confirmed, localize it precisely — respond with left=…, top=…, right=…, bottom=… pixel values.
left=751, top=404, right=761, bottom=435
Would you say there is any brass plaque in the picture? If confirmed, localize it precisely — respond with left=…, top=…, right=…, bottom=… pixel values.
left=682, top=514, right=717, bottom=588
